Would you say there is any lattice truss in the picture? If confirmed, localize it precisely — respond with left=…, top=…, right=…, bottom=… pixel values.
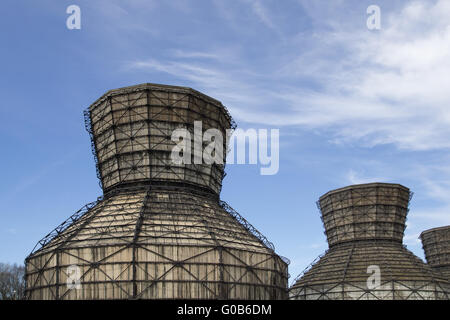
left=290, top=241, right=450, bottom=300
left=421, top=226, right=450, bottom=280
left=25, top=187, right=289, bottom=300
left=290, top=183, right=450, bottom=300
left=318, top=185, right=411, bottom=246
left=85, top=86, right=236, bottom=194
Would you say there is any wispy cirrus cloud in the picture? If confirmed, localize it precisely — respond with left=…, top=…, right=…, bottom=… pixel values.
left=126, top=0, right=450, bottom=152
left=123, top=0, right=450, bottom=244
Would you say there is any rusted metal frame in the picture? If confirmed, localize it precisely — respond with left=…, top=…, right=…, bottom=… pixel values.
left=134, top=263, right=157, bottom=282
left=141, top=100, right=188, bottom=181
left=82, top=219, right=142, bottom=247
left=84, top=206, right=142, bottom=247
left=115, top=149, right=148, bottom=185
left=163, top=95, right=191, bottom=124
left=84, top=109, right=103, bottom=189
left=59, top=244, right=133, bottom=299
left=132, top=185, right=152, bottom=298
left=138, top=231, right=262, bottom=251
left=178, top=264, right=218, bottom=297
left=30, top=239, right=272, bottom=259
left=225, top=267, right=251, bottom=295
left=142, top=214, right=259, bottom=246
left=135, top=234, right=262, bottom=252
left=89, top=84, right=236, bottom=132
left=148, top=91, right=226, bottom=188
left=131, top=243, right=176, bottom=264
left=195, top=216, right=223, bottom=299
left=186, top=94, right=211, bottom=189
left=33, top=278, right=284, bottom=290
left=44, top=258, right=280, bottom=273
left=101, top=177, right=218, bottom=199
left=180, top=247, right=217, bottom=264
left=134, top=264, right=178, bottom=299
left=148, top=91, right=190, bottom=124
left=30, top=199, right=101, bottom=255
left=247, top=254, right=275, bottom=269
left=137, top=215, right=207, bottom=236
left=290, top=250, right=328, bottom=286
left=59, top=264, right=132, bottom=300
left=186, top=91, right=235, bottom=131
left=402, top=283, right=425, bottom=300
left=119, top=92, right=146, bottom=183
left=26, top=212, right=96, bottom=261
left=198, top=267, right=220, bottom=292
left=147, top=152, right=185, bottom=182
left=219, top=200, right=275, bottom=252
left=146, top=89, right=153, bottom=181
left=108, top=96, right=123, bottom=185
left=92, top=123, right=114, bottom=178
left=62, top=232, right=134, bottom=250
left=404, top=245, right=449, bottom=299
left=142, top=125, right=170, bottom=152
left=36, top=260, right=59, bottom=300
left=220, top=274, right=287, bottom=297
left=197, top=228, right=259, bottom=248
left=84, top=224, right=135, bottom=243
left=318, top=282, right=343, bottom=299
left=88, top=117, right=147, bottom=165
left=27, top=257, right=283, bottom=279
left=167, top=193, right=182, bottom=247
left=276, top=254, right=290, bottom=272
left=340, top=243, right=355, bottom=299
left=27, top=198, right=112, bottom=294
left=112, top=123, right=150, bottom=182
left=80, top=261, right=132, bottom=298
left=26, top=271, right=58, bottom=300
left=90, top=90, right=145, bottom=124
left=102, top=92, right=146, bottom=184
left=91, top=99, right=121, bottom=180
left=62, top=199, right=141, bottom=233
left=110, top=121, right=149, bottom=156
left=221, top=247, right=273, bottom=297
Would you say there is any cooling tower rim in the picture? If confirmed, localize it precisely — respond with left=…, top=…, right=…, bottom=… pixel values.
left=87, top=82, right=235, bottom=128
left=318, top=182, right=410, bottom=201
left=420, top=225, right=450, bottom=238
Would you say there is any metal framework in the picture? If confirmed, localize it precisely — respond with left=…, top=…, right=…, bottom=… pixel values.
left=290, top=183, right=450, bottom=300
left=86, top=83, right=236, bottom=195
left=421, top=225, right=450, bottom=280
left=25, top=83, right=288, bottom=300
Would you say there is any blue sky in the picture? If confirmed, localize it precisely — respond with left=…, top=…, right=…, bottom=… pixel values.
left=1, top=0, right=450, bottom=282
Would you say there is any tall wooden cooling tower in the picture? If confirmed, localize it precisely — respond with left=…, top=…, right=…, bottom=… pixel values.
left=421, top=225, right=450, bottom=281
left=290, top=183, right=449, bottom=300
left=24, top=83, right=289, bottom=300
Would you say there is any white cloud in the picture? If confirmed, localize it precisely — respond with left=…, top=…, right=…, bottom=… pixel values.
left=122, top=0, right=449, bottom=232
left=6, top=228, right=17, bottom=235
left=345, top=169, right=386, bottom=185
left=126, top=0, right=450, bottom=151
left=268, top=0, right=450, bottom=151
left=244, top=0, right=276, bottom=30
left=413, top=208, right=450, bottom=225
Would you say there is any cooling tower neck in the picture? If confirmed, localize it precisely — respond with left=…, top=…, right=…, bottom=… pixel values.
left=318, top=183, right=411, bottom=247
left=102, top=180, right=220, bottom=201
left=85, top=83, right=236, bottom=196
left=420, top=225, right=450, bottom=272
